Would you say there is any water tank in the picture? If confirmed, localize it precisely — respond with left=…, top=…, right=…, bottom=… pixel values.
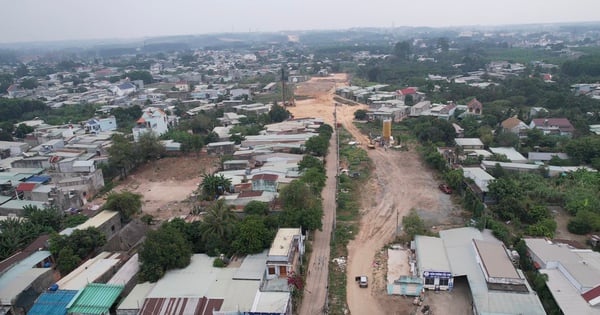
left=382, top=119, right=392, bottom=141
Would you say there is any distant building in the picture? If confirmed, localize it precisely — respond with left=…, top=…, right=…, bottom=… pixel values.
left=501, top=116, right=529, bottom=137
left=525, top=238, right=600, bottom=314
left=132, top=107, right=170, bottom=142
left=84, top=116, right=117, bottom=134
left=530, top=118, right=575, bottom=137
left=467, top=98, right=483, bottom=115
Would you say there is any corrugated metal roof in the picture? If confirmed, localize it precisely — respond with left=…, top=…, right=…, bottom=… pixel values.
left=28, top=290, right=78, bottom=315
left=541, top=268, right=600, bottom=314
left=415, top=235, right=451, bottom=274
left=67, top=283, right=123, bottom=315
left=233, top=251, right=268, bottom=280
left=140, top=297, right=223, bottom=315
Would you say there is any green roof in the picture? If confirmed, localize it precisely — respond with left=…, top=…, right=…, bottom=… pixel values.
left=67, top=283, right=123, bottom=315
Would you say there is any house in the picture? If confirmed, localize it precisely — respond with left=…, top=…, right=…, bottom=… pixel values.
left=55, top=252, right=124, bottom=291
left=0, top=141, right=30, bottom=157
left=132, top=107, right=170, bottom=142
left=410, top=101, right=431, bottom=117
left=6, top=84, right=27, bottom=98
left=84, top=116, right=117, bottom=134
left=455, top=138, right=484, bottom=150
left=252, top=174, right=279, bottom=192
left=452, top=123, right=465, bottom=138
left=524, top=238, right=600, bottom=314
left=0, top=236, right=54, bottom=315
left=414, top=235, right=452, bottom=291
left=530, top=118, right=575, bottom=137
left=462, top=167, right=495, bottom=194
left=466, top=98, right=483, bottom=115
left=501, top=116, right=529, bottom=137
left=123, top=252, right=292, bottom=315
left=265, top=228, right=304, bottom=280
left=262, top=82, right=277, bottom=92
left=111, top=82, right=137, bottom=96
left=489, top=147, right=528, bottom=163
left=60, top=210, right=121, bottom=240
left=174, top=81, right=189, bottom=92
left=424, top=228, right=546, bottom=315
left=528, top=152, right=569, bottom=163
left=206, top=141, right=236, bottom=155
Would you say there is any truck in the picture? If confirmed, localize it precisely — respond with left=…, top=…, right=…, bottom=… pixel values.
left=355, top=275, right=368, bottom=288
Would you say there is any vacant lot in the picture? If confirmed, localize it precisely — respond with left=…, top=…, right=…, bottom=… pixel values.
left=91, top=155, right=219, bottom=220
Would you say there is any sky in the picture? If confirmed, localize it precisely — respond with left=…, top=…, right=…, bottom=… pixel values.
left=1, top=0, right=599, bottom=43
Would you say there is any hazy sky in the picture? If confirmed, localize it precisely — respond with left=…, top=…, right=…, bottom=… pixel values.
left=1, top=0, right=599, bottom=43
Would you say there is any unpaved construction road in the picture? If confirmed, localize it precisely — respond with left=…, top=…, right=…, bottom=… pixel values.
left=292, top=74, right=451, bottom=315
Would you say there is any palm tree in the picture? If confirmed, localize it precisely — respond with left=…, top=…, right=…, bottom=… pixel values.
left=201, top=200, right=237, bottom=242
left=200, top=173, right=232, bottom=200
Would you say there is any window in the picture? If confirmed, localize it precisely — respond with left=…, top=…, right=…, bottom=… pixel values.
left=425, top=277, right=435, bottom=285
left=439, top=278, right=449, bottom=286
left=268, top=266, right=275, bottom=275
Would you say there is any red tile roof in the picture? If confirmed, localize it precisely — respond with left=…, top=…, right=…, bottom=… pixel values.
left=252, top=174, right=278, bottom=181
left=16, top=182, right=37, bottom=192
left=531, top=118, right=575, bottom=133
left=399, top=87, right=417, bottom=95
left=467, top=98, right=483, bottom=109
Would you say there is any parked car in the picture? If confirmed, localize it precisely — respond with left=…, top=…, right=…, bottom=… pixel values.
left=355, top=275, right=368, bottom=288
left=439, top=184, right=452, bottom=194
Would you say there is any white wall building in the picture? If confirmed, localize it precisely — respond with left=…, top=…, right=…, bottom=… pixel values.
left=132, top=107, right=170, bottom=142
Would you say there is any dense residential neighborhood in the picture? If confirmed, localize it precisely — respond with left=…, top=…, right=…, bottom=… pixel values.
left=0, top=21, right=600, bottom=315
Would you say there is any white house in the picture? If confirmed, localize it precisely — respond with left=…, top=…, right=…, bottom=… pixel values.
left=132, top=107, right=169, bottom=142
left=111, top=82, right=137, bottom=97
left=84, top=116, right=117, bottom=134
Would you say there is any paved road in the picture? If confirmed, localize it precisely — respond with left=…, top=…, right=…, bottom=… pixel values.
left=298, top=134, right=338, bottom=315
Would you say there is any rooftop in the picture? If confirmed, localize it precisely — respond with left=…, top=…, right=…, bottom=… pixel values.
left=473, top=239, right=521, bottom=280
left=28, top=290, right=78, bottom=315
left=415, top=235, right=451, bottom=273
left=67, top=283, right=124, bottom=315
left=117, top=282, right=155, bottom=311
left=454, top=138, right=483, bottom=147
left=75, top=210, right=119, bottom=230
left=56, top=252, right=122, bottom=290
left=268, top=228, right=301, bottom=257
left=489, top=147, right=528, bottom=162
left=140, top=297, right=223, bottom=315
left=0, top=250, right=52, bottom=305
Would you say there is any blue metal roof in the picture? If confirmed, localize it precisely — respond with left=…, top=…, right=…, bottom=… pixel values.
left=26, top=175, right=51, bottom=183
left=28, top=290, right=79, bottom=315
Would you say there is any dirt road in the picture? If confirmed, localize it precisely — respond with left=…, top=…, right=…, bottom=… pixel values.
left=299, top=135, right=338, bottom=315
left=291, top=74, right=450, bottom=315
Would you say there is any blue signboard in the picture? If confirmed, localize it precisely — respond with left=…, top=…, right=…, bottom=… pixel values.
left=423, top=271, right=452, bottom=278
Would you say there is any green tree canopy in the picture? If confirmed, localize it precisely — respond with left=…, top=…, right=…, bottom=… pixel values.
left=139, top=225, right=192, bottom=282
left=268, top=104, right=290, bottom=123
left=244, top=201, right=270, bottom=216
left=232, top=215, right=274, bottom=255
left=103, top=191, right=143, bottom=222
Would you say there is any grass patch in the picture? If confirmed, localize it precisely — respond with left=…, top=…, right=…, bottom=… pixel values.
left=327, top=127, right=372, bottom=314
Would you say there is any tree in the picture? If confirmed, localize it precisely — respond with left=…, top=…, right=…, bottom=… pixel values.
left=57, top=247, right=81, bottom=275
left=139, top=225, right=192, bottom=282
left=201, top=200, right=237, bottom=245
left=69, top=228, right=106, bottom=259
left=402, top=209, right=427, bottom=239
left=304, top=135, right=329, bottom=156
left=103, top=191, right=143, bottom=222
left=23, top=205, right=63, bottom=232
left=279, top=180, right=323, bottom=231
left=244, top=201, right=270, bottom=216
left=20, top=78, right=38, bottom=90
left=394, top=41, right=411, bottom=61
left=200, top=174, right=232, bottom=200
left=268, top=104, right=290, bottom=122
left=232, top=215, right=273, bottom=255
left=354, top=109, right=368, bottom=120
left=298, top=155, right=324, bottom=172
left=108, top=134, right=137, bottom=178
left=137, top=132, right=166, bottom=161
left=13, top=123, right=33, bottom=139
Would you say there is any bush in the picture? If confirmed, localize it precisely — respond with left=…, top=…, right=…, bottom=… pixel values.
left=213, top=258, right=226, bottom=268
